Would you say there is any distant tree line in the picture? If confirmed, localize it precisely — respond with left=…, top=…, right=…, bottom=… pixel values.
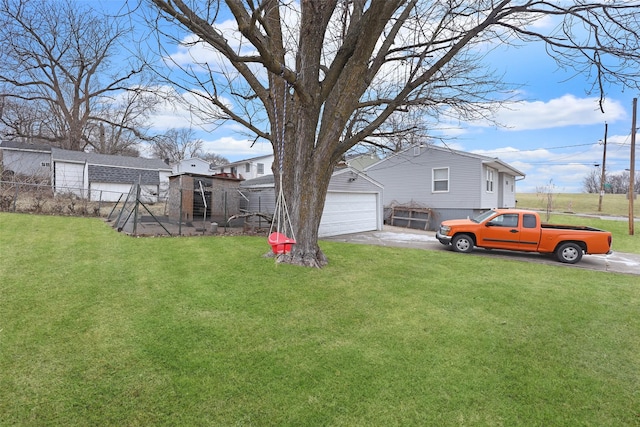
left=583, top=168, right=639, bottom=194
left=0, top=0, right=227, bottom=165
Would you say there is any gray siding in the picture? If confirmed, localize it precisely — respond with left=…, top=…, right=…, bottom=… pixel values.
left=431, top=208, right=489, bottom=228
left=328, top=168, right=383, bottom=193
left=241, top=188, right=276, bottom=215
left=1, top=149, right=51, bottom=179
left=479, top=165, right=499, bottom=209
left=89, top=165, right=160, bottom=185
left=366, top=145, right=483, bottom=209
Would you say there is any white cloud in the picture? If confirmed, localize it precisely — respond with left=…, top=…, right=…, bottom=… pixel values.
left=468, top=138, right=640, bottom=193
left=490, top=95, right=626, bottom=130
left=144, top=86, right=233, bottom=132
left=517, top=162, right=593, bottom=193
left=167, top=19, right=252, bottom=68
left=201, top=135, right=272, bottom=161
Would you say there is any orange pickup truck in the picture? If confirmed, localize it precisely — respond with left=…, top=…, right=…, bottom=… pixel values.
left=436, top=209, right=612, bottom=263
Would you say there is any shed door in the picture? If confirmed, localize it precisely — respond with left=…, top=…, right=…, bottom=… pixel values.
left=54, top=162, right=84, bottom=197
left=319, top=192, right=378, bottom=238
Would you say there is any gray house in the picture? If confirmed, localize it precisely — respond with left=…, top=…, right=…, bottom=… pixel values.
left=364, top=144, right=525, bottom=229
left=240, top=166, right=383, bottom=238
left=0, top=141, right=172, bottom=202
left=0, top=141, right=52, bottom=181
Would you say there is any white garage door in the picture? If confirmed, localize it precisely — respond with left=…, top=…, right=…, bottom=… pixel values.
left=90, top=183, right=133, bottom=202
left=55, top=162, right=84, bottom=197
left=319, top=192, right=378, bottom=238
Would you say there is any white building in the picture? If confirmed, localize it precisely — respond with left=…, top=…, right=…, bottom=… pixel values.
left=216, top=154, right=274, bottom=180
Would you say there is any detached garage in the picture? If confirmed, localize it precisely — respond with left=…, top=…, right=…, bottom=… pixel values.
left=240, top=167, right=383, bottom=238
left=51, top=148, right=171, bottom=202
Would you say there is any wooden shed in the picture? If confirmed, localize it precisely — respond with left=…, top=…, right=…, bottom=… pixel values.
left=167, top=173, right=242, bottom=224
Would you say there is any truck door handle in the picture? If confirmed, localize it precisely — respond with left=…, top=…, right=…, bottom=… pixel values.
left=510, top=229, right=519, bottom=233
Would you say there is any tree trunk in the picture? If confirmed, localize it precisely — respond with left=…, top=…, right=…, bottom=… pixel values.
left=279, top=160, right=333, bottom=268
left=274, top=90, right=334, bottom=268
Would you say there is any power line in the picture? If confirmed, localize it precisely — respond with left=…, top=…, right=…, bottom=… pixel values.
left=477, top=142, right=626, bottom=156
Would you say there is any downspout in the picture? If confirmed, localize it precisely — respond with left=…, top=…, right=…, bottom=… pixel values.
left=83, top=160, right=89, bottom=199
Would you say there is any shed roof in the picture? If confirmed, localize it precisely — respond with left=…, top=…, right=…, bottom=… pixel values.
left=52, top=148, right=171, bottom=171
left=0, top=141, right=52, bottom=153
left=241, top=166, right=383, bottom=190
left=365, top=144, right=525, bottom=177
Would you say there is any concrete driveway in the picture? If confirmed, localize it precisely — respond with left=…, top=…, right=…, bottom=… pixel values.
left=324, top=225, right=640, bottom=276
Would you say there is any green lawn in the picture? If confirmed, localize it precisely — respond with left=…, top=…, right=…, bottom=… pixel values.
left=516, top=192, right=639, bottom=253
left=516, top=192, right=640, bottom=218
left=1, top=213, right=639, bottom=426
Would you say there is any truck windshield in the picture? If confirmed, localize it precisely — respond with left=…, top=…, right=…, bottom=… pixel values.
left=472, top=210, right=497, bottom=223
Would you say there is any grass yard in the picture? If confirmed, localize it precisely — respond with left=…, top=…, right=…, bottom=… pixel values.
left=544, top=213, right=638, bottom=254
left=516, top=192, right=639, bottom=253
left=1, top=213, right=639, bottom=426
left=516, top=192, right=640, bottom=218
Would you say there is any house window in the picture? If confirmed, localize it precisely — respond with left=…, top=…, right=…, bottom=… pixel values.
left=245, top=163, right=251, bottom=173
left=486, top=168, right=495, bottom=192
left=257, top=163, right=264, bottom=174
left=432, top=167, right=449, bottom=192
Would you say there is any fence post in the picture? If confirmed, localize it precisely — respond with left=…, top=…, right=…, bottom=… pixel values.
left=133, top=184, right=140, bottom=236
left=224, top=190, right=228, bottom=231
left=179, top=187, right=183, bottom=236
left=12, top=185, right=19, bottom=212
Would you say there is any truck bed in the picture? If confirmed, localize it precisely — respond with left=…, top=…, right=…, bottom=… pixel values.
left=541, top=223, right=606, bottom=232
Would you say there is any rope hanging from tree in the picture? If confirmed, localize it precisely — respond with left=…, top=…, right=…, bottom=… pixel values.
left=268, top=82, right=296, bottom=255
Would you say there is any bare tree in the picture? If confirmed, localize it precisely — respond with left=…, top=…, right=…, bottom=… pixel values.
left=201, top=152, right=229, bottom=166
left=89, top=89, right=163, bottom=156
left=608, top=171, right=627, bottom=195
left=146, top=0, right=640, bottom=267
left=0, top=0, right=149, bottom=153
left=149, top=128, right=204, bottom=162
left=583, top=168, right=602, bottom=193
left=584, top=169, right=640, bottom=195
left=605, top=170, right=640, bottom=195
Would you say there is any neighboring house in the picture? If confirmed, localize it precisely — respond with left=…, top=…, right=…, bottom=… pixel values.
left=364, top=144, right=525, bottom=229
left=0, top=141, right=52, bottom=181
left=344, top=153, right=380, bottom=171
left=0, top=141, right=172, bottom=202
left=216, top=154, right=274, bottom=180
left=172, top=157, right=216, bottom=176
left=240, top=166, right=383, bottom=238
left=52, top=148, right=172, bottom=202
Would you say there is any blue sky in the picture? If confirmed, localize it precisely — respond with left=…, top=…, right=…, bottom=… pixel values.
left=104, top=2, right=638, bottom=194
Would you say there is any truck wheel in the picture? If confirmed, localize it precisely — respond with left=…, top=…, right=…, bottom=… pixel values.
left=452, top=234, right=474, bottom=253
left=556, top=242, right=583, bottom=264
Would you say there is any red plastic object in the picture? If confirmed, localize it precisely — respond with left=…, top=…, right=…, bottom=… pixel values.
left=268, top=232, right=296, bottom=254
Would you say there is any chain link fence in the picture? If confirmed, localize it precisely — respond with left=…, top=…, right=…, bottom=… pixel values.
left=0, top=179, right=166, bottom=218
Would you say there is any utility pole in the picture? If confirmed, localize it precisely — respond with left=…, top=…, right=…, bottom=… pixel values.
left=629, top=98, right=636, bottom=236
left=598, top=122, right=608, bottom=212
